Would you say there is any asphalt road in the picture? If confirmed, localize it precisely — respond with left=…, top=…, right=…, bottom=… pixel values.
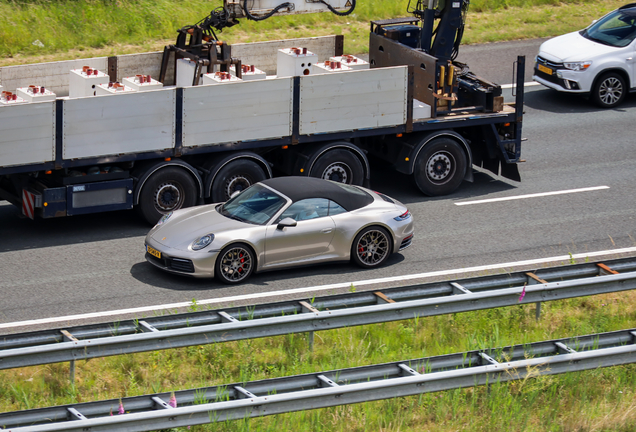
left=1, top=38, right=635, bottom=334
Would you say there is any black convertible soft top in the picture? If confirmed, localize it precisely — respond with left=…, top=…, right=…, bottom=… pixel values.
left=261, top=177, right=373, bottom=211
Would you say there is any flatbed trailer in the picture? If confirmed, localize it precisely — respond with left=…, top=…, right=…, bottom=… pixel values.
left=0, top=29, right=525, bottom=224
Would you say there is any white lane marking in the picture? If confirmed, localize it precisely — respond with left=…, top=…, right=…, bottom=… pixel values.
left=501, top=82, right=541, bottom=89
left=455, top=186, right=610, bottom=206
left=2, top=246, right=635, bottom=330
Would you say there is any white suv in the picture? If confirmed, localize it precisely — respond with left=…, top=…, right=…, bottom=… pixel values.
left=533, top=4, right=636, bottom=108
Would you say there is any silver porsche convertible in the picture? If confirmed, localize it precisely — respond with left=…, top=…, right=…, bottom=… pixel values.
left=144, top=177, right=414, bottom=283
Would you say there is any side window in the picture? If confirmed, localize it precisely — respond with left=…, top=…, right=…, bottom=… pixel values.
left=328, top=200, right=347, bottom=216
left=277, top=198, right=329, bottom=222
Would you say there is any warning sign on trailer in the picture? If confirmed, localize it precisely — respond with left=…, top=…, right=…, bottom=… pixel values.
left=22, top=190, right=36, bottom=220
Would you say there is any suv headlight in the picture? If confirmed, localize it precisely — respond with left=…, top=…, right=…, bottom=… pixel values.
left=192, top=234, right=215, bottom=251
left=563, top=61, right=592, bottom=71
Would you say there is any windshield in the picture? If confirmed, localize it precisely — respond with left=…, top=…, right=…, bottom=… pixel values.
left=219, top=184, right=286, bottom=225
left=582, top=8, right=636, bottom=47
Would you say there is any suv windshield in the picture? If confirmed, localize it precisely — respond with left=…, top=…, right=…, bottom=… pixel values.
left=219, top=184, right=286, bottom=225
left=582, top=8, right=636, bottom=47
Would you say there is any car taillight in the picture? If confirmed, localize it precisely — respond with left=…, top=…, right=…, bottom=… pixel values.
left=394, top=210, right=411, bottom=221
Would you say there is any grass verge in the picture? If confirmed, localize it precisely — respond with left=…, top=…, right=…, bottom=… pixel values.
left=1, top=288, right=636, bottom=430
left=0, top=0, right=627, bottom=66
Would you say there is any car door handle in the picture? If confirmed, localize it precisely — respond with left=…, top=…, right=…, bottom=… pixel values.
left=321, top=228, right=333, bottom=234
left=627, top=57, right=633, bottom=61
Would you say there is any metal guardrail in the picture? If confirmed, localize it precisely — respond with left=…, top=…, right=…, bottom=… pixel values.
left=1, top=258, right=635, bottom=371
left=2, top=328, right=636, bottom=431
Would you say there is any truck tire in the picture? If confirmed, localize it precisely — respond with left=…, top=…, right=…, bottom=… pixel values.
left=210, top=159, right=267, bottom=203
left=138, top=167, right=198, bottom=225
left=309, top=149, right=364, bottom=185
left=591, top=72, right=626, bottom=108
left=413, top=138, right=467, bottom=196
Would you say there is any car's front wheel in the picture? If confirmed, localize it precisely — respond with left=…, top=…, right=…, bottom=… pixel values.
left=215, top=243, right=255, bottom=284
left=592, top=72, right=627, bottom=108
left=351, top=226, right=391, bottom=269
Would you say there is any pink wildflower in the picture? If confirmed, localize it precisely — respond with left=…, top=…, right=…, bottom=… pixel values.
left=118, top=400, right=125, bottom=415
left=109, top=408, right=113, bottom=416
left=518, top=283, right=526, bottom=302
left=169, top=393, right=177, bottom=408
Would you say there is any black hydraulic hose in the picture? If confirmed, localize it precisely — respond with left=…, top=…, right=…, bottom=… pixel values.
left=317, top=0, right=356, bottom=16
left=243, top=0, right=294, bottom=21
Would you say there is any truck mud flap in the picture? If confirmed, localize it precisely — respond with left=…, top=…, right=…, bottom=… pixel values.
left=500, top=161, right=521, bottom=182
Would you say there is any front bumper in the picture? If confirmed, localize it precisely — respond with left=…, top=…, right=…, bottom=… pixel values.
left=145, top=237, right=219, bottom=278
left=533, top=60, right=592, bottom=94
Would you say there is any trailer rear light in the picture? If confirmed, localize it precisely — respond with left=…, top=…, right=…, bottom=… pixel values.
left=396, top=133, right=403, bottom=137
left=394, top=210, right=411, bottom=221
left=165, top=157, right=171, bottom=161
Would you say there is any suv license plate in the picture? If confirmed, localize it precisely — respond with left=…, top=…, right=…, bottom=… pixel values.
left=147, top=245, right=161, bottom=259
left=537, top=64, right=552, bottom=75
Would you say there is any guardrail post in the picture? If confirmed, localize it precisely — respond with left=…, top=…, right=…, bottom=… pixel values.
left=61, top=330, right=78, bottom=384
left=300, top=301, right=319, bottom=352
left=526, top=272, right=547, bottom=321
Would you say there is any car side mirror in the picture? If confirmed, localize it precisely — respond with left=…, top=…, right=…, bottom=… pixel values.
left=277, top=217, right=297, bottom=230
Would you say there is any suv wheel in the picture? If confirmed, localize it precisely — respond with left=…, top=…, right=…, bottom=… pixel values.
left=592, top=72, right=626, bottom=108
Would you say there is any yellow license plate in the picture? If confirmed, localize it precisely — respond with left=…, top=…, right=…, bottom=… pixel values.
left=146, top=245, right=161, bottom=259
left=537, top=64, right=552, bottom=75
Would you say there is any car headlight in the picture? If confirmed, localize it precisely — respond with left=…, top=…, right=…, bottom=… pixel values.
left=155, top=212, right=173, bottom=227
left=192, top=234, right=215, bottom=251
left=563, top=61, right=592, bottom=71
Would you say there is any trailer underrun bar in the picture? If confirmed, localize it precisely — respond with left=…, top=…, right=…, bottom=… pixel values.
left=2, top=328, right=636, bottom=431
left=1, top=257, right=635, bottom=371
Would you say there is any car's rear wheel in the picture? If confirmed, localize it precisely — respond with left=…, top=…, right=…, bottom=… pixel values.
left=215, top=243, right=255, bottom=284
left=351, top=226, right=391, bottom=268
left=592, top=72, right=626, bottom=108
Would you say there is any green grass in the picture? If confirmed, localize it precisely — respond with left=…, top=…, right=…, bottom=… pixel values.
left=0, top=0, right=627, bottom=66
left=2, top=289, right=636, bottom=430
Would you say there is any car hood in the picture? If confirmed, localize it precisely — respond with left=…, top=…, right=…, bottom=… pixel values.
left=150, top=205, right=247, bottom=250
left=539, top=31, right=616, bottom=62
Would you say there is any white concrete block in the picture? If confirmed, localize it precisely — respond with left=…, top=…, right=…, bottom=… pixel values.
left=0, top=91, right=27, bottom=105
left=329, top=55, right=369, bottom=70
left=176, top=58, right=205, bottom=87
left=122, top=75, right=164, bottom=91
left=230, top=65, right=267, bottom=81
left=201, top=72, right=243, bottom=85
left=314, top=61, right=352, bottom=73
left=69, top=67, right=109, bottom=98
left=16, top=86, right=57, bottom=103
left=277, top=47, right=318, bottom=77
left=95, top=83, right=136, bottom=95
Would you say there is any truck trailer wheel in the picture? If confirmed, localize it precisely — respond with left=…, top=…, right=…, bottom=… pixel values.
left=413, top=138, right=467, bottom=196
left=138, top=167, right=198, bottom=225
left=310, top=149, right=364, bottom=185
left=210, top=159, right=267, bottom=203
